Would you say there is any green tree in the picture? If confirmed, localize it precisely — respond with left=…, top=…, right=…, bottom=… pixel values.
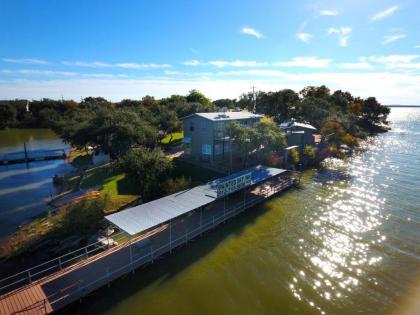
left=122, top=147, right=172, bottom=200
left=0, top=104, right=17, bottom=128
left=228, top=118, right=286, bottom=167
left=157, top=108, right=181, bottom=141
left=256, top=89, right=300, bottom=122
left=186, top=89, right=212, bottom=107
left=360, top=97, right=390, bottom=130
left=68, top=109, right=158, bottom=158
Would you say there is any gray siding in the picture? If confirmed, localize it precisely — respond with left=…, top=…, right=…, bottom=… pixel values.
left=183, top=115, right=261, bottom=163
left=183, top=116, right=214, bottom=160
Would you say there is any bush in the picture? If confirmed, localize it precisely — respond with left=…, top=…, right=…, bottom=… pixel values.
left=162, top=176, right=191, bottom=195
left=61, top=198, right=105, bottom=235
left=288, top=148, right=300, bottom=168
left=342, top=134, right=359, bottom=148
left=303, top=145, right=316, bottom=163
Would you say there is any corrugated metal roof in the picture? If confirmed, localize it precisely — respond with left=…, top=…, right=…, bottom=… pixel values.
left=182, top=112, right=263, bottom=121
left=105, top=165, right=287, bottom=236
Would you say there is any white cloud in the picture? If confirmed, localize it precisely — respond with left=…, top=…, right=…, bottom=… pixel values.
left=1, top=71, right=419, bottom=105
left=368, top=55, right=419, bottom=63
left=61, top=61, right=112, bottom=68
left=189, top=48, right=199, bottom=54
left=182, top=57, right=330, bottom=68
left=327, top=27, right=352, bottom=47
left=240, top=27, right=263, bottom=38
left=297, top=32, right=313, bottom=43
left=339, top=62, right=372, bottom=69
left=0, top=69, right=127, bottom=78
left=182, top=60, right=268, bottom=67
left=381, top=34, right=406, bottom=45
left=371, top=5, right=399, bottom=22
left=2, top=58, right=50, bottom=65
left=183, top=60, right=202, bottom=66
left=116, top=63, right=171, bottom=69
left=320, top=10, right=339, bottom=16
left=415, top=45, right=420, bottom=49
left=209, top=60, right=266, bottom=67
left=367, top=54, right=420, bottom=70
left=62, top=61, right=171, bottom=69
left=273, top=57, right=331, bottom=68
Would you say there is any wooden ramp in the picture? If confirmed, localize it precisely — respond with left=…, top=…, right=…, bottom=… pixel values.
left=0, top=284, right=52, bottom=314
left=0, top=226, right=166, bottom=315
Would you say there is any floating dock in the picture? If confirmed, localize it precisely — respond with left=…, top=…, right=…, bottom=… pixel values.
left=0, top=149, right=67, bottom=165
left=0, top=165, right=298, bottom=314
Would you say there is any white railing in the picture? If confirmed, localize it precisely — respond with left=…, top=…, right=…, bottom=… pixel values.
left=0, top=231, right=126, bottom=295
left=2, top=179, right=296, bottom=314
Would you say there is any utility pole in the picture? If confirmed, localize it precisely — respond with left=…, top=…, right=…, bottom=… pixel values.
left=251, top=86, right=257, bottom=113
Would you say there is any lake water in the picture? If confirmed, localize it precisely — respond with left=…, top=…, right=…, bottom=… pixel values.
left=63, top=107, right=419, bottom=315
left=0, top=129, right=70, bottom=238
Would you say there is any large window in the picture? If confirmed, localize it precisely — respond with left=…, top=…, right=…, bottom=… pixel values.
left=214, top=143, right=222, bottom=155
left=214, top=122, right=224, bottom=138
left=202, top=144, right=212, bottom=155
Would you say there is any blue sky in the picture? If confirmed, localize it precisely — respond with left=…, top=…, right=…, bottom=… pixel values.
left=0, top=0, right=419, bottom=104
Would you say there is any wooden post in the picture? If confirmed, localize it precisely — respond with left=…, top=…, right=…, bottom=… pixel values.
left=58, top=257, right=62, bottom=270
left=223, top=197, right=226, bottom=223
left=23, top=142, right=28, bottom=163
left=129, top=238, right=134, bottom=273
left=150, top=245, right=154, bottom=263
left=169, top=220, right=172, bottom=253
left=200, top=207, right=203, bottom=236
left=27, top=270, right=32, bottom=284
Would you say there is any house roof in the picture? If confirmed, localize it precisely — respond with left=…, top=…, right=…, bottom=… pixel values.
left=105, top=165, right=287, bottom=236
left=279, top=120, right=317, bottom=131
left=182, top=112, right=263, bottom=121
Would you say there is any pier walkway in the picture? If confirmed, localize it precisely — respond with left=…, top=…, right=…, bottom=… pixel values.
left=0, top=166, right=297, bottom=314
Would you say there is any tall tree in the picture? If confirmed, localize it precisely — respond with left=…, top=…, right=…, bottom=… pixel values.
left=0, top=104, right=16, bottom=128
left=122, top=147, right=172, bottom=200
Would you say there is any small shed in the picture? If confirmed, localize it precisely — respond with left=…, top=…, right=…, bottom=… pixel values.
left=279, top=120, right=319, bottom=148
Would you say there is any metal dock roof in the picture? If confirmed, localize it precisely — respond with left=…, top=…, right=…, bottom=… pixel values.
left=105, top=165, right=287, bottom=236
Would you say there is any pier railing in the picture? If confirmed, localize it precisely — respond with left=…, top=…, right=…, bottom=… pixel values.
left=0, top=231, right=127, bottom=295
left=1, top=178, right=296, bottom=313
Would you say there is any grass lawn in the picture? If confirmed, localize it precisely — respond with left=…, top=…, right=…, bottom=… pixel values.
left=161, top=131, right=183, bottom=145
left=81, top=164, right=140, bottom=212
left=170, top=159, right=222, bottom=184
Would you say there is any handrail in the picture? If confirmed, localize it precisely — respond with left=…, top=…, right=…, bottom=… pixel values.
left=0, top=231, right=125, bottom=295
left=3, top=179, right=296, bottom=314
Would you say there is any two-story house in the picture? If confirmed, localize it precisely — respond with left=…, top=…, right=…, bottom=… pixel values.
left=182, top=112, right=263, bottom=163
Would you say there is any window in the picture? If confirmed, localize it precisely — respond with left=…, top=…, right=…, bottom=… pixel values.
left=200, top=120, right=207, bottom=131
left=214, top=144, right=222, bottom=155
left=214, top=122, right=224, bottom=138
left=189, top=122, right=194, bottom=132
left=202, top=144, right=212, bottom=155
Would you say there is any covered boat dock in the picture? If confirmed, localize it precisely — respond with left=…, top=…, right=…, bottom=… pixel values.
left=0, top=165, right=297, bottom=314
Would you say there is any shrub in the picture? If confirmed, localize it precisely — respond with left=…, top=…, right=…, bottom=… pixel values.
left=162, top=176, right=191, bottom=195
left=303, top=145, right=316, bottom=163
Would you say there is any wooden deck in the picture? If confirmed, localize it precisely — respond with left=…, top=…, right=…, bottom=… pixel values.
left=0, top=226, right=166, bottom=314
left=0, top=177, right=297, bottom=315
